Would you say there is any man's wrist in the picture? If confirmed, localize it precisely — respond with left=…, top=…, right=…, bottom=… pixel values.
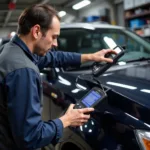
left=81, top=54, right=94, bottom=63
left=59, top=116, right=70, bottom=128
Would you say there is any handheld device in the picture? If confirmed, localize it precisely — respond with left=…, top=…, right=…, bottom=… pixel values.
left=92, top=46, right=125, bottom=77
left=74, top=87, right=107, bottom=109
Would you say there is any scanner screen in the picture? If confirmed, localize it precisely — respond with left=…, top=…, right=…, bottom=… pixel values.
left=82, top=90, right=101, bottom=107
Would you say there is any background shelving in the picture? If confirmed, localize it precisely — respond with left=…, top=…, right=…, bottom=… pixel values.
left=124, top=0, right=150, bottom=41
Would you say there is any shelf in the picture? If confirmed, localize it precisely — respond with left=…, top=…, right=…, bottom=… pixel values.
left=125, top=2, right=150, bottom=11
left=125, top=11, right=150, bottom=20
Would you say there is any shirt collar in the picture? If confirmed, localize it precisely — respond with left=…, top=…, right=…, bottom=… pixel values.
left=11, top=34, right=38, bottom=63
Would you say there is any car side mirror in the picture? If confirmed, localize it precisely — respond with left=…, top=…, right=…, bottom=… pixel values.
left=40, top=67, right=58, bottom=82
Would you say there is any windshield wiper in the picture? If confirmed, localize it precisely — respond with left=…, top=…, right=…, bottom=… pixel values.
left=127, top=57, right=150, bottom=63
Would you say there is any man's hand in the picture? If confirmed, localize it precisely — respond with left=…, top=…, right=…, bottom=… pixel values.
left=81, top=49, right=117, bottom=63
left=59, top=104, right=94, bottom=128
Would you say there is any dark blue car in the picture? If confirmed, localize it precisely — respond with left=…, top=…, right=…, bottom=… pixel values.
left=41, top=23, right=150, bottom=150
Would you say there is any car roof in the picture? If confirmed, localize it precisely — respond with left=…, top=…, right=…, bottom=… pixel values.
left=60, top=22, right=125, bottom=30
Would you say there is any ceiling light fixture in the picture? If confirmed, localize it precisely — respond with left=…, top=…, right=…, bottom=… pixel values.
left=58, top=11, right=66, bottom=17
left=72, top=0, right=91, bottom=10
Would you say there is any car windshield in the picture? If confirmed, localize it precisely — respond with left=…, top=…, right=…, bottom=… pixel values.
left=58, top=27, right=150, bottom=62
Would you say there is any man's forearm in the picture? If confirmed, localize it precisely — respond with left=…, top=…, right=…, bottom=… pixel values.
left=81, top=54, right=94, bottom=63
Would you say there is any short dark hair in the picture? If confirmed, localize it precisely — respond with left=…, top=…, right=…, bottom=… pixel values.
left=17, top=4, right=60, bottom=35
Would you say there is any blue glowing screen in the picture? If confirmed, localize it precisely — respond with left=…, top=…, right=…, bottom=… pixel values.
left=82, top=91, right=101, bottom=107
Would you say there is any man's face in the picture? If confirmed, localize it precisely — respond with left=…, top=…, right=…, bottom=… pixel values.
left=34, top=16, right=60, bottom=56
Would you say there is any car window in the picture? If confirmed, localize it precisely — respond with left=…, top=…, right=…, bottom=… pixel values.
left=100, top=29, right=150, bottom=61
left=58, top=29, right=104, bottom=54
left=59, top=28, right=150, bottom=62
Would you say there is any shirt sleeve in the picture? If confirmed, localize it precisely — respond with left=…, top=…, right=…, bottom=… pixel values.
left=37, top=50, right=81, bottom=70
left=5, top=68, right=63, bottom=149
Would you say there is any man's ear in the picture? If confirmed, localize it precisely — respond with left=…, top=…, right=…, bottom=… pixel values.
left=31, top=24, right=41, bottom=39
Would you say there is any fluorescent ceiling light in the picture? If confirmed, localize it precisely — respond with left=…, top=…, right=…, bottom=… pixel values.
left=72, top=0, right=91, bottom=10
left=58, top=11, right=66, bottom=17
left=106, top=81, right=137, bottom=90
left=140, top=89, right=150, bottom=94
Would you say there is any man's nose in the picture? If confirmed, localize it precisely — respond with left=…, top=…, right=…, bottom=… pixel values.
left=52, top=39, right=58, bottom=47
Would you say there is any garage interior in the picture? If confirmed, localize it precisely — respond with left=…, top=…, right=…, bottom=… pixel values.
left=0, top=0, right=150, bottom=40
left=0, top=0, right=150, bottom=150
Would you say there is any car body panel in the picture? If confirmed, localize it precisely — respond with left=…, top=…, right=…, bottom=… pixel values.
left=41, top=23, right=150, bottom=150
left=61, top=22, right=125, bottom=30
left=42, top=60, right=150, bottom=150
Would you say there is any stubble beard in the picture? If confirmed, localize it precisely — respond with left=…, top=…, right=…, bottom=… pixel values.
left=33, top=44, right=45, bottom=56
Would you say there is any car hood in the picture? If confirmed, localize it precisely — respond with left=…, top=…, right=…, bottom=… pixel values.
left=42, top=61, right=150, bottom=124
left=98, top=61, right=150, bottom=107
left=47, top=61, right=150, bottom=107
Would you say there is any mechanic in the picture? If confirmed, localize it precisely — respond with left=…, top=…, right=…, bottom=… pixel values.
left=0, top=4, right=116, bottom=150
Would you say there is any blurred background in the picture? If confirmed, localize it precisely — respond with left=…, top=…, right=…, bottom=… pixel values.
left=0, top=0, right=150, bottom=41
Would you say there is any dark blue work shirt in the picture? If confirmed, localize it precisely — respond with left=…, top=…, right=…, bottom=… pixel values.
left=4, top=35, right=81, bottom=149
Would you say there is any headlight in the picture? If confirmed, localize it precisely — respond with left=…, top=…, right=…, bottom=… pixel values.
left=135, top=130, right=150, bottom=150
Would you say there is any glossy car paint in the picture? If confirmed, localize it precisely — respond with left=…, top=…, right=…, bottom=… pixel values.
left=42, top=59, right=150, bottom=150
left=42, top=23, right=150, bottom=149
